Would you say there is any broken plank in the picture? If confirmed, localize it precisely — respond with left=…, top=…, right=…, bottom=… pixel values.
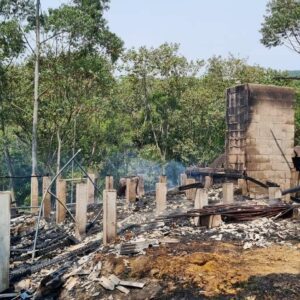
left=116, top=285, right=130, bottom=294
left=99, top=276, right=115, bottom=291
left=119, top=280, right=145, bottom=288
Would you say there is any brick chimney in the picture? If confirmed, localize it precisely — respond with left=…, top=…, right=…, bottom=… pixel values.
left=226, top=84, right=295, bottom=194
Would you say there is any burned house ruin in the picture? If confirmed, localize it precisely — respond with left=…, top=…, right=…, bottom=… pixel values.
left=226, top=84, right=295, bottom=194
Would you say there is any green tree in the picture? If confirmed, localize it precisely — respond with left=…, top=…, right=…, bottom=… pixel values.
left=260, top=0, right=300, bottom=54
left=121, top=43, right=203, bottom=166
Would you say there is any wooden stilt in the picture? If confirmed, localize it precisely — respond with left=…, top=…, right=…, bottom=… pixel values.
left=105, top=176, right=114, bottom=190
left=126, top=178, right=136, bottom=204
left=56, top=179, right=66, bottom=224
left=31, top=176, right=39, bottom=213
left=0, top=192, right=10, bottom=292
left=204, top=176, right=213, bottom=189
left=194, top=189, right=208, bottom=226
left=138, top=175, right=145, bottom=197
left=156, top=182, right=167, bottom=214
left=238, top=179, right=247, bottom=196
left=222, top=182, right=234, bottom=204
left=87, top=173, right=97, bottom=204
left=159, top=175, right=167, bottom=183
left=103, top=189, right=117, bottom=245
left=268, top=187, right=282, bottom=200
left=75, top=183, right=88, bottom=240
left=42, top=176, right=51, bottom=220
left=180, top=173, right=187, bottom=186
left=185, top=178, right=196, bottom=200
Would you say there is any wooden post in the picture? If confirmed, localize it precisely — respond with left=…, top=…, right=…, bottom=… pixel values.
left=185, top=178, right=196, bottom=200
left=204, top=176, right=213, bottom=189
left=42, top=176, right=51, bottom=220
left=31, top=176, right=39, bottom=213
left=56, top=179, right=66, bottom=224
left=87, top=173, right=97, bottom=204
left=126, top=178, right=136, bottom=204
left=194, top=189, right=208, bottom=226
left=138, top=175, right=145, bottom=197
left=159, top=175, right=167, bottom=183
left=180, top=173, right=187, bottom=186
left=0, top=192, right=10, bottom=292
left=268, top=187, right=282, bottom=200
left=222, top=182, right=234, bottom=204
left=238, top=179, right=247, bottom=196
left=156, top=182, right=167, bottom=215
left=75, top=183, right=88, bottom=240
left=105, top=176, right=114, bottom=190
left=103, top=189, right=117, bottom=245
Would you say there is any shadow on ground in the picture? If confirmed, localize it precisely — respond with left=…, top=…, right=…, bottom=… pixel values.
left=156, top=273, right=300, bottom=300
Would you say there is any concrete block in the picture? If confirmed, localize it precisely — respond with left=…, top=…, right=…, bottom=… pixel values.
left=87, top=173, right=97, bottom=204
left=56, top=179, right=66, bottom=224
left=75, top=183, right=88, bottom=240
left=180, top=173, right=187, bottom=186
left=268, top=187, right=282, bottom=200
left=200, top=214, right=222, bottom=229
left=43, top=176, right=51, bottom=220
left=185, top=178, right=196, bottom=201
left=204, top=176, right=213, bottom=188
left=105, top=176, right=114, bottom=190
left=156, top=182, right=167, bottom=214
left=103, top=189, right=117, bottom=245
left=222, top=182, right=234, bottom=204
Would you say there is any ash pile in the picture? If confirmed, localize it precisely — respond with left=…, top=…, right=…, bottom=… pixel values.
left=3, top=178, right=300, bottom=300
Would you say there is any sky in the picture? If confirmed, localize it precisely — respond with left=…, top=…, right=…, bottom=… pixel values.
left=44, top=0, right=299, bottom=71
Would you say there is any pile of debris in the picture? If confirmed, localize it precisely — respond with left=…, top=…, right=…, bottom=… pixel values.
left=3, top=183, right=300, bottom=299
left=208, top=217, right=300, bottom=249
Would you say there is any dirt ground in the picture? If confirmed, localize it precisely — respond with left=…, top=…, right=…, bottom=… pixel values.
left=65, top=240, right=300, bottom=299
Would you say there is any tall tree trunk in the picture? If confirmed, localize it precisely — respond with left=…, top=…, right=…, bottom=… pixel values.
left=32, top=0, right=40, bottom=176
left=56, top=129, right=61, bottom=176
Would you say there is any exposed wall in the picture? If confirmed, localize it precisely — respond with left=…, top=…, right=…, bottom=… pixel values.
left=226, top=84, right=295, bottom=194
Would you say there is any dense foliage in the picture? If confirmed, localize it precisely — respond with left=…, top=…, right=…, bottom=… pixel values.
left=260, top=0, right=300, bottom=54
left=0, top=0, right=299, bottom=203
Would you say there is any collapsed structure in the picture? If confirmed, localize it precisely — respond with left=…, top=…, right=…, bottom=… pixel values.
left=0, top=84, right=300, bottom=299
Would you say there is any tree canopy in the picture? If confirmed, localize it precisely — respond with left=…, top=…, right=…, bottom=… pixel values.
left=0, top=1, right=299, bottom=204
left=260, top=0, right=300, bottom=54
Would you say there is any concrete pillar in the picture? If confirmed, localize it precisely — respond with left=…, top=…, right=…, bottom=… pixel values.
left=185, top=178, right=196, bottom=201
left=75, top=183, right=88, bottom=240
left=159, top=175, right=167, bottom=183
left=238, top=179, right=247, bottom=196
left=138, top=175, right=145, bottom=197
left=42, top=176, right=51, bottom=220
left=180, top=173, right=187, bottom=186
left=103, top=189, right=117, bottom=245
left=194, top=189, right=208, bottom=226
left=56, top=179, right=66, bottom=224
left=87, top=173, right=97, bottom=204
left=0, top=192, right=10, bottom=292
left=105, top=175, right=114, bottom=190
left=268, top=187, right=282, bottom=200
left=200, top=215, right=222, bottom=229
left=204, top=176, right=213, bottom=189
left=126, top=178, right=136, bottom=204
left=31, top=176, right=39, bottom=213
left=156, top=182, right=167, bottom=214
left=222, top=182, right=234, bottom=204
